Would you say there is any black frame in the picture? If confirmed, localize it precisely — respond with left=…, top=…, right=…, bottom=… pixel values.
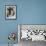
left=5, top=5, right=17, bottom=20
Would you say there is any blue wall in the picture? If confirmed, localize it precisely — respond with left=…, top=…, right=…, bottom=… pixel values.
left=0, top=0, right=46, bottom=44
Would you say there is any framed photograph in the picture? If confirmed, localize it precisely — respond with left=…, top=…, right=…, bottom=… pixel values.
left=5, top=5, right=16, bottom=20
left=18, top=24, right=46, bottom=42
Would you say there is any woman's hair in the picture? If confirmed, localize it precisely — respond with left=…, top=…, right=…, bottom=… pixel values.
left=7, top=7, right=15, bottom=17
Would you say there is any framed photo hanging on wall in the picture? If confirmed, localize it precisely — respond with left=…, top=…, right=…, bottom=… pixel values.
left=5, top=5, right=16, bottom=20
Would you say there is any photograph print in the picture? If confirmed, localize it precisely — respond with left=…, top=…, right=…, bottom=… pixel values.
left=5, top=5, right=16, bottom=20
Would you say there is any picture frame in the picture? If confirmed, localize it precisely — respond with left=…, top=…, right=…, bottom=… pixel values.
left=18, top=24, right=46, bottom=42
left=5, top=5, right=16, bottom=20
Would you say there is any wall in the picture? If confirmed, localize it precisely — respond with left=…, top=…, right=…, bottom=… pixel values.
left=0, top=0, right=46, bottom=44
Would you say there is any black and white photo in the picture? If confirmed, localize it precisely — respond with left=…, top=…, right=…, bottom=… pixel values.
left=5, top=5, right=16, bottom=20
